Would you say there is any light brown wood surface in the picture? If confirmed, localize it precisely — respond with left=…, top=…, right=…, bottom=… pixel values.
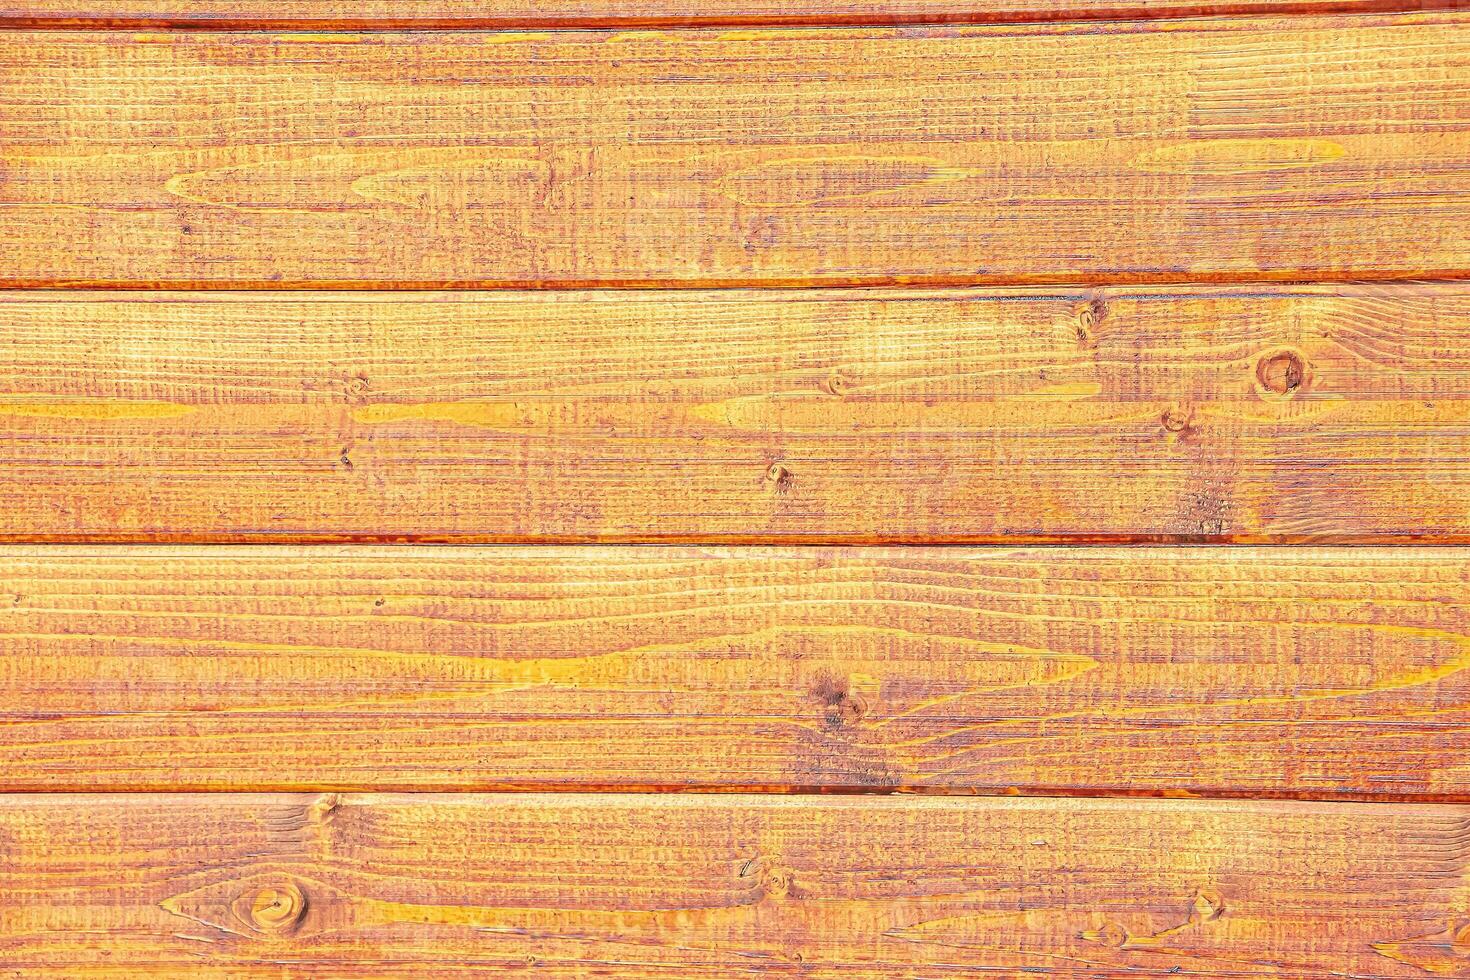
left=2, top=14, right=1468, bottom=287
left=3, top=545, right=1469, bottom=797
left=4, top=6, right=1465, bottom=975
left=0, top=287, right=1467, bottom=542
left=0, top=0, right=1449, bottom=27
left=2, top=792, right=1468, bottom=977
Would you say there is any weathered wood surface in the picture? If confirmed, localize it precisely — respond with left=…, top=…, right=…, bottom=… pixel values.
left=0, top=0, right=1447, bottom=27
left=2, top=15, right=1468, bottom=287
left=0, top=287, right=1467, bottom=542
left=4, top=545, right=1469, bottom=797
left=2, top=792, right=1467, bottom=977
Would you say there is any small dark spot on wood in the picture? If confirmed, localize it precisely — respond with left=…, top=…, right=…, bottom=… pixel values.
left=829, top=696, right=866, bottom=727
left=811, top=674, right=845, bottom=706
left=1184, top=488, right=1228, bottom=537
left=812, top=674, right=866, bottom=728
left=745, top=216, right=778, bottom=252
left=339, top=447, right=354, bottom=471
left=764, top=463, right=793, bottom=495
left=373, top=598, right=385, bottom=608
left=1256, top=349, right=1307, bottom=397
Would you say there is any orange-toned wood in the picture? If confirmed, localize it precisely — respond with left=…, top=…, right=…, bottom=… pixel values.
left=2, top=14, right=1468, bottom=287
left=0, top=0, right=1450, bottom=27
left=2, top=792, right=1466, bottom=977
left=0, top=287, right=1467, bottom=542
left=4, top=545, right=1470, bottom=797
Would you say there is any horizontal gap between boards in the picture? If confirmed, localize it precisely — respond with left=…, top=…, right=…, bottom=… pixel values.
left=0, top=281, right=1463, bottom=306
left=0, top=0, right=1462, bottom=30
left=2, top=270, right=1469, bottom=292
left=0, top=784, right=1458, bottom=804
left=0, top=534, right=1468, bottom=546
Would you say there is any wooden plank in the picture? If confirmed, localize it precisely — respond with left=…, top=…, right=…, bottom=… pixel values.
left=1, top=15, right=1468, bottom=287
left=0, top=0, right=1451, bottom=28
left=0, top=286, right=1468, bottom=542
left=6, top=544, right=1470, bottom=797
left=1, top=792, right=1466, bottom=977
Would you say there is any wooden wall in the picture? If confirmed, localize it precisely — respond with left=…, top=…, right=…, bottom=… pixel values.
left=1, top=3, right=1467, bottom=975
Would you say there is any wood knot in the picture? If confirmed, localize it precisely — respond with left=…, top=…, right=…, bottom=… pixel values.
left=1255, top=349, right=1308, bottom=398
left=342, top=374, right=370, bottom=404
left=1090, top=921, right=1130, bottom=948
left=245, top=880, right=307, bottom=935
left=824, top=691, right=867, bottom=728
left=820, top=373, right=850, bottom=397
left=812, top=674, right=867, bottom=728
left=308, top=792, right=341, bottom=824
left=737, top=855, right=793, bottom=899
left=1161, top=406, right=1192, bottom=434
left=1074, top=294, right=1107, bottom=347
left=762, top=866, right=794, bottom=899
left=1079, top=295, right=1108, bottom=327
left=1192, top=888, right=1225, bottom=922
left=764, top=463, right=794, bottom=495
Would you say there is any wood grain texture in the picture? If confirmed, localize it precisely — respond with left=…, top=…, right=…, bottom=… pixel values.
left=1, top=286, right=1469, bottom=541
left=1, top=0, right=1457, bottom=28
left=5, top=545, right=1470, bottom=797
left=2, top=792, right=1468, bottom=977
left=2, top=14, right=1469, bottom=287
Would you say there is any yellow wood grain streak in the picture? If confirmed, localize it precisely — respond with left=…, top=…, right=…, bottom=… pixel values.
left=1, top=14, right=1468, bottom=286
left=3, top=544, right=1470, bottom=796
left=0, top=286, right=1466, bottom=541
left=1, top=792, right=1467, bottom=976
left=0, top=0, right=1456, bottom=28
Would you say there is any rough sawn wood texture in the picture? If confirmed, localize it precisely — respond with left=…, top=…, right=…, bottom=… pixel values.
left=1, top=14, right=1468, bottom=287
left=2, top=793, right=1469, bottom=978
left=1, top=4, right=1466, bottom=977
left=4, top=545, right=1470, bottom=797
left=0, top=286, right=1468, bottom=542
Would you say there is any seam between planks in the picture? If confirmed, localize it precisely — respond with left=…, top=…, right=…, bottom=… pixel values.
left=7, top=271, right=1470, bottom=293
left=2, top=0, right=1467, bottom=29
